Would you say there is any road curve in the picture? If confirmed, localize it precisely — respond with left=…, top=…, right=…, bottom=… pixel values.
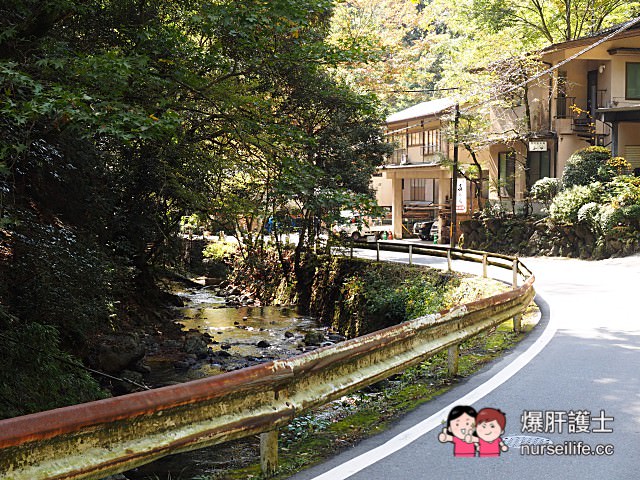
left=287, top=250, right=640, bottom=480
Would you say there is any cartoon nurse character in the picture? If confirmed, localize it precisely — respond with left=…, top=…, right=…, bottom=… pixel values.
left=475, top=408, right=509, bottom=457
left=438, top=405, right=478, bottom=457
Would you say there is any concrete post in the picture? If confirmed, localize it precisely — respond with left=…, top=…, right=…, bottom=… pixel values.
left=409, top=244, right=413, bottom=265
left=260, top=429, right=279, bottom=476
left=512, top=258, right=521, bottom=332
left=376, top=240, right=380, bottom=262
left=448, top=344, right=459, bottom=376
left=447, top=249, right=452, bottom=272
left=482, top=253, right=488, bottom=278
left=392, top=177, right=404, bottom=240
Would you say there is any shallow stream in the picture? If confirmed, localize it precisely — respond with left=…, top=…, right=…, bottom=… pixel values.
left=145, top=286, right=324, bottom=385
left=126, top=287, right=327, bottom=479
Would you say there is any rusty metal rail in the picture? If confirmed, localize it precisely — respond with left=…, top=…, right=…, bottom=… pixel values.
left=0, top=244, right=535, bottom=480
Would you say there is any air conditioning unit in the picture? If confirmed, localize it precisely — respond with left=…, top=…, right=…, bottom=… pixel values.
left=400, top=154, right=408, bottom=165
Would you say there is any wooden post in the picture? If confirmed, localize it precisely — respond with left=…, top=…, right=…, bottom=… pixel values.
left=482, top=253, right=488, bottom=278
left=448, top=344, right=459, bottom=376
left=409, top=244, right=413, bottom=265
left=260, top=429, right=279, bottom=476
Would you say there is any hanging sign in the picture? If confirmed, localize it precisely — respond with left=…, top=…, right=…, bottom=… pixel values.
left=456, top=178, right=467, bottom=214
left=529, top=141, right=548, bottom=152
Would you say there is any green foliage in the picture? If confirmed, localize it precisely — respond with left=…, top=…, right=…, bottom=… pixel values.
left=0, top=0, right=391, bottom=416
left=6, top=211, right=120, bottom=346
left=202, top=240, right=237, bottom=261
left=334, top=260, right=457, bottom=335
left=606, top=175, right=640, bottom=207
left=562, top=146, right=614, bottom=188
left=462, top=0, right=640, bottom=44
left=0, top=316, right=107, bottom=419
left=549, top=183, right=603, bottom=224
left=530, top=177, right=562, bottom=207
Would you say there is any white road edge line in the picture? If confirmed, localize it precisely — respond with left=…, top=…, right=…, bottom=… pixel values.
left=307, top=285, right=557, bottom=480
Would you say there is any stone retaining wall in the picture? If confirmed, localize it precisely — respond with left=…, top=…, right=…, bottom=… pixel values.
left=459, top=218, right=640, bottom=259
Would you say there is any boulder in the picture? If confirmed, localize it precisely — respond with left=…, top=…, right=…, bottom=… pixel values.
left=303, top=331, right=325, bottom=346
left=184, top=332, right=209, bottom=358
left=95, top=334, right=146, bottom=374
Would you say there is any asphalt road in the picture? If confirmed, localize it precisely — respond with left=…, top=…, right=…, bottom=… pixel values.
left=287, top=247, right=640, bottom=480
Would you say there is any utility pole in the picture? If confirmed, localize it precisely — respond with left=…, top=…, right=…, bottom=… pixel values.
left=450, top=102, right=460, bottom=248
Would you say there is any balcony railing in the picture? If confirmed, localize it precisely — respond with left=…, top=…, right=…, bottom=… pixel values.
left=386, top=148, right=445, bottom=166
left=556, top=90, right=608, bottom=119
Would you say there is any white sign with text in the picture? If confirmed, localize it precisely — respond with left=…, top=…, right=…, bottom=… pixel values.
left=456, top=177, right=467, bottom=214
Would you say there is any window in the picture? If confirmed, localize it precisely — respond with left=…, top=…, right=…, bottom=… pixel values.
left=389, top=133, right=407, bottom=149
left=526, top=150, right=551, bottom=190
left=424, top=129, right=442, bottom=155
left=557, top=70, right=568, bottom=118
left=626, top=63, right=640, bottom=100
left=409, top=178, right=426, bottom=201
left=481, top=170, right=490, bottom=200
left=408, top=131, right=423, bottom=146
left=498, top=152, right=516, bottom=197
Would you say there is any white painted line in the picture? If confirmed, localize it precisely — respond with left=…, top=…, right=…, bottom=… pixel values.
left=308, top=289, right=557, bottom=480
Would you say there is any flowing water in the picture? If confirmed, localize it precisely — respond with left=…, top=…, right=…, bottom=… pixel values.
left=125, top=287, right=325, bottom=479
left=144, top=287, right=322, bottom=386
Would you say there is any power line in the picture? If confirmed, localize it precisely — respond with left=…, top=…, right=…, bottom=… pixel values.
left=383, top=16, right=640, bottom=133
left=461, top=15, right=640, bottom=113
left=390, top=87, right=460, bottom=93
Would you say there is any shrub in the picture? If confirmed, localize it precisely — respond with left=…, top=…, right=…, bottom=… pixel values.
left=607, top=176, right=640, bottom=206
left=606, top=204, right=640, bottom=230
left=530, top=177, right=562, bottom=207
left=549, top=183, right=602, bottom=224
left=577, top=202, right=618, bottom=235
left=203, top=240, right=237, bottom=261
left=608, top=156, right=632, bottom=176
left=562, top=146, right=614, bottom=188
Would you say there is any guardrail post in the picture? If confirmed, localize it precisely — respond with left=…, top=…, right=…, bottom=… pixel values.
left=448, top=344, right=459, bottom=376
left=260, top=429, right=279, bottom=476
left=409, top=244, right=413, bottom=265
left=447, top=249, right=452, bottom=272
left=376, top=240, right=380, bottom=262
left=350, top=239, right=353, bottom=259
left=482, top=253, right=488, bottom=278
left=512, top=258, right=521, bottom=332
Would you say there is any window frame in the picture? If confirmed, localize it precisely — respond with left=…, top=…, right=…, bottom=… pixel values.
left=526, top=150, right=551, bottom=191
left=626, top=62, right=640, bottom=100
left=498, top=151, right=516, bottom=198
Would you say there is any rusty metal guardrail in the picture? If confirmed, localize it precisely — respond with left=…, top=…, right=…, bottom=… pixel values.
left=0, top=244, right=535, bottom=480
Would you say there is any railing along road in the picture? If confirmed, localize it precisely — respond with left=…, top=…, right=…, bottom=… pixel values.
left=0, top=243, right=535, bottom=480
